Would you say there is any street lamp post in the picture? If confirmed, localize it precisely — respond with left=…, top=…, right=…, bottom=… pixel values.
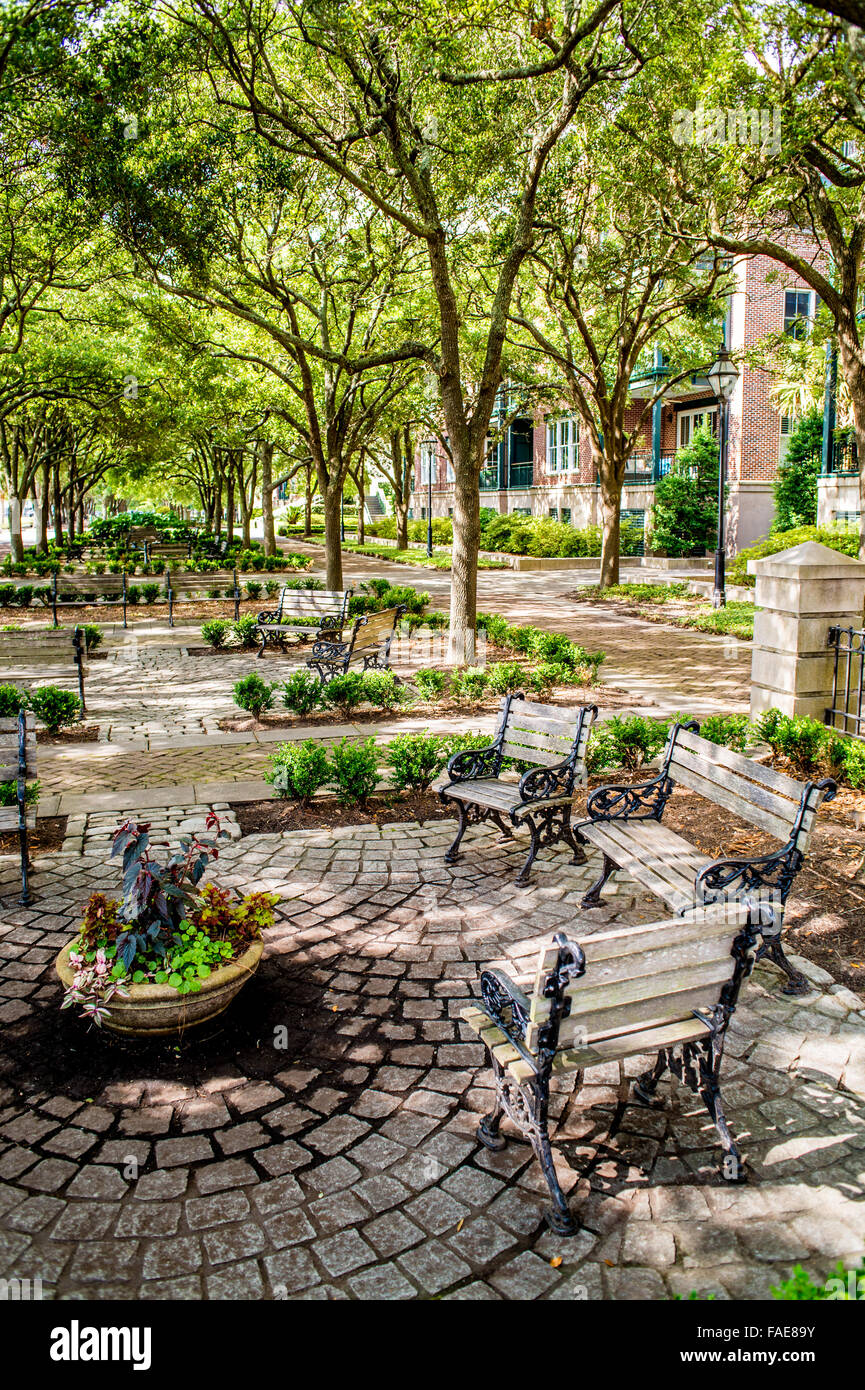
left=706, top=345, right=739, bottom=610
left=427, top=458, right=433, bottom=558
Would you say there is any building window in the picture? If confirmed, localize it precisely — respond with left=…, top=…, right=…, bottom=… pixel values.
left=548, top=507, right=558, bottom=520
left=561, top=507, right=571, bottom=525
left=510, top=506, right=531, bottom=517
left=677, top=404, right=718, bottom=450
left=834, top=510, right=860, bottom=527
left=784, top=289, right=813, bottom=339
left=546, top=415, right=579, bottom=472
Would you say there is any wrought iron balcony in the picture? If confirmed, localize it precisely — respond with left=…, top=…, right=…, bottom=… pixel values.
left=821, top=436, right=858, bottom=475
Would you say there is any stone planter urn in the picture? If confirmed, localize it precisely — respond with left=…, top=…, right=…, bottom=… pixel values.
left=55, top=939, right=263, bottom=1038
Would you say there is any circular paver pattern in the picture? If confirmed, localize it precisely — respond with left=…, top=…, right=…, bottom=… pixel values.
left=2, top=823, right=865, bottom=1301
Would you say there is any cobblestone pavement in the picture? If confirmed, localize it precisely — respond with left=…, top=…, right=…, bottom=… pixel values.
left=1, top=824, right=864, bottom=1301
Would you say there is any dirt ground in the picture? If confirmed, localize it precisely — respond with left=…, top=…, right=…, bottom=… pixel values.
left=232, top=792, right=454, bottom=834
left=0, top=815, right=67, bottom=856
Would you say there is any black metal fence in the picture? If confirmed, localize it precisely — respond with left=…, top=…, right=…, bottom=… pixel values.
left=826, top=625, right=865, bottom=738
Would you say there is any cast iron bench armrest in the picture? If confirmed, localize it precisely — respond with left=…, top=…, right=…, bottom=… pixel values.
left=445, top=744, right=502, bottom=782
left=585, top=771, right=673, bottom=822
left=519, top=758, right=576, bottom=804
left=310, top=635, right=350, bottom=658
left=256, top=608, right=282, bottom=624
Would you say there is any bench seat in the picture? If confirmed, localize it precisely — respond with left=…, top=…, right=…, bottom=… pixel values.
left=578, top=818, right=711, bottom=915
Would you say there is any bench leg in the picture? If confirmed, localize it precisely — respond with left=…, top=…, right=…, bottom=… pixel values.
left=757, top=936, right=810, bottom=997
left=698, top=1047, right=746, bottom=1183
left=480, top=1057, right=577, bottom=1235
left=633, top=1050, right=669, bottom=1108
left=514, top=818, right=542, bottom=886
left=443, top=800, right=470, bottom=865
left=477, top=1059, right=507, bottom=1153
left=17, top=814, right=31, bottom=907
left=563, top=816, right=587, bottom=867
left=581, top=852, right=617, bottom=908
left=490, top=811, right=514, bottom=842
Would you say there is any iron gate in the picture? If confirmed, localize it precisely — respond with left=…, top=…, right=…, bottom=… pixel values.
left=826, top=625, right=865, bottom=738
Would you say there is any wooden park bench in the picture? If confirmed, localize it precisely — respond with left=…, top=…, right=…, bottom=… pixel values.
left=306, top=605, right=405, bottom=683
left=439, top=694, right=597, bottom=885
left=574, top=721, right=837, bottom=996
left=254, top=587, right=353, bottom=656
left=0, top=626, right=88, bottom=713
left=461, top=904, right=757, bottom=1233
left=0, top=712, right=37, bottom=905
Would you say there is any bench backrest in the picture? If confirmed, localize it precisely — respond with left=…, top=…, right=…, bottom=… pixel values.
left=664, top=724, right=833, bottom=852
left=277, top=589, right=350, bottom=619
left=498, top=695, right=595, bottom=772
left=0, top=629, right=79, bottom=661
left=349, top=605, right=404, bottom=651
left=0, top=713, right=37, bottom=782
left=523, top=904, right=751, bottom=1055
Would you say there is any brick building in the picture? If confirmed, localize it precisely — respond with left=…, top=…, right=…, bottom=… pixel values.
left=410, top=250, right=820, bottom=555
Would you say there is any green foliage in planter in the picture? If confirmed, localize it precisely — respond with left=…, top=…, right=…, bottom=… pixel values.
left=232, top=614, right=259, bottom=649
left=772, top=410, right=822, bottom=531
left=232, top=672, right=276, bottom=719
left=330, top=736, right=380, bottom=804
left=201, top=619, right=231, bottom=649
left=141, top=582, right=160, bottom=605
left=413, top=668, right=447, bottom=702
left=207, top=586, right=223, bottom=599
left=285, top=576, right=325, bottom=591
left=385, top=732, right=448, bottom=793
left=281, top=670, right=323, bottom=717
left=126, top=584, right=142, bottom=605
left=361, top=671, right=405, bottom=710
left=265, top=579, right=281, bottom=598
left=649, top=425, right=719, bottom=557
left=245, top=580, right=263, bottom=599
left=450, top=666, right=488, bottom=702
left=728, top=525, right=859, bottom=589
left=699, top=713, right=750, bottom=751
left=0, top=684, right=29, bottom=717
left=30, top=685, right=81, bottom=733
left=266, top=739, right=331, bottom=803
left=526, top=661, right=568, bottom=695
left=81, top=624, right=103, bottom=652
left=322, top=672, right=366, bottom=715
left=477, top=612, right=512, bottom=646
left=770, top=1257, right=865, bottom=1300
left=752, top=708, right=847, bottom=778
left=0, top=778, right=40, bottom=807
left=0, top=584, right=17, bottom=605
left=486, top=661, right=526, bottom=695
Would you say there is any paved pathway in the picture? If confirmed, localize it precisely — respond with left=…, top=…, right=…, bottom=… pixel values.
left=1, top=825, right=863, bottom=1301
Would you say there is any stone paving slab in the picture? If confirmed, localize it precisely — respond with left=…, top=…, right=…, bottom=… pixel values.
left=1, top=821, right=863, bottom=1302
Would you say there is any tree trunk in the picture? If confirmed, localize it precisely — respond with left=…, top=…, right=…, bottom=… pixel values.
left=7, top=491, right=24, bottom=562
left=395, top=498, right=409, bottom=550
left=304, top=465, right=313, bottom=536
left=357, top=464, right=365, bottom=545
left=322, top=485, right=343, bottom=589
left=261, top=442, right=276, bottom=555
left=448, top=450, right=480, bottom=664
left=225, top=471, right=235, bottom=545
left=52, top=458, right=63, bottom=547
left=38, top=456, right=50, bottom=552
left=837, top=325, right=865, bottom=563
left=597, top=444, right=624, bottom=589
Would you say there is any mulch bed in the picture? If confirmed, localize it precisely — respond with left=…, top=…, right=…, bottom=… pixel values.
left=572, top=770, right=865, bottom=995
left=232, top=792, right=454, bottom=834
left=36, top=725, right=100, bottom=744
left=0, top=815, right=67, bottom=856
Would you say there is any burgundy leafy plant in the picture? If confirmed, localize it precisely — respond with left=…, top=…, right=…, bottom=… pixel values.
left=111, top=814, right=226, bottom=970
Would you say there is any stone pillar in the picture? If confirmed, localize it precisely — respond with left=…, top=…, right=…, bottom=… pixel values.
left=749, top=541, right=865, bottom=721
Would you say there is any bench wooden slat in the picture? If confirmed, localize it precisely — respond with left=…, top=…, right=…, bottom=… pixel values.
left=526, top=958, right=734, bottom=1049
left=674, top=726, right=809, bottom=801
left=0, top=809, right=36, bottom=830
left=500, top=742, right=564, bottom=767
left=553, top=1016, right=712, bottom=1074
left=509, top=701, right=581, bottom=732
left=579, top=820, right=696, bottom=913
left=501, top=723, right=574, bottom=752
left=445, top=779, right=522, bottom=811
left=668, top=751, right=809, bottom=843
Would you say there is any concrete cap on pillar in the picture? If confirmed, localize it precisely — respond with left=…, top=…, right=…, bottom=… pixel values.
left=748, top=540, right=865, bottom=582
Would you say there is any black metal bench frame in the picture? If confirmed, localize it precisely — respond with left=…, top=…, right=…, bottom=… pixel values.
left=306, top=604, right=406, bottom=683
left=254, top=587, right=353, bottom=656
left=439, top=693, right=597, bottom=885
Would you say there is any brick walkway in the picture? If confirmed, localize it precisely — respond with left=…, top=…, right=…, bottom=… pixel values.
left=2, top=826, right=864, bottom=1301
